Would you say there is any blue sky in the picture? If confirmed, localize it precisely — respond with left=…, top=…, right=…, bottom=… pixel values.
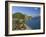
left=12, top=6, right=40, bottom=17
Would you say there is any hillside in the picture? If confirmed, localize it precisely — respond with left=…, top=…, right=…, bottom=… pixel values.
left=12, top=12, right=32, bottom=30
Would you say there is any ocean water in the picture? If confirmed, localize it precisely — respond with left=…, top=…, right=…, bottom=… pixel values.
left=26, top=16, right=40, bottom=30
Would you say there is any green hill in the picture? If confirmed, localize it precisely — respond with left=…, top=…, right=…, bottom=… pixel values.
left=12, top=12, right=32, bottom=30
left=12, top=12, right=25, bottom=19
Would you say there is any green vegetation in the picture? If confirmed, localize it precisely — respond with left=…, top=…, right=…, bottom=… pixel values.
left=12, top=12, right=32, bottom=30
left=12, top=12, right=25, bottom=19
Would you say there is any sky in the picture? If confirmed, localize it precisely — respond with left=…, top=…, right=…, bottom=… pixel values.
left=12, top=6, right=40, bottom=17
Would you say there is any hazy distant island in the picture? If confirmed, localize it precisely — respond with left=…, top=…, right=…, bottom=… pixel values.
left=12, top=12, right=32, bottom=30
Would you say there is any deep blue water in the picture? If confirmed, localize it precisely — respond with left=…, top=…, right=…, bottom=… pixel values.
left=26, top=16, right=40, bottom=30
